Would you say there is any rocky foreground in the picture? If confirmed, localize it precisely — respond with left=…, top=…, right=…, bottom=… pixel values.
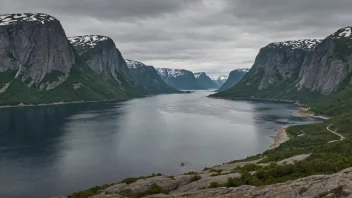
left=55, top=154, right=352, bottom=198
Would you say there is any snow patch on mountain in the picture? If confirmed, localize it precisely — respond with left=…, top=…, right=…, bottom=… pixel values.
left=235, top=68, right=250, bottom=73
left=68, top=35, right=109, bottom=48
left=125, top=59, right=145, bottom=69
left=330, top=27, right=352, bottom=39
left=157, top=68, right=185, bottom=78
left=268, top=39, right=322, bottom=51
left=194, top=72, right=204, bottom=79
left=0, top=13, right=56, bottom=26
left=218, top=75, right=228, bottom=81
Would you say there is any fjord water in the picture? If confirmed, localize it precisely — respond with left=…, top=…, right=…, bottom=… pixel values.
left=0, top=91, right=319, bottom=198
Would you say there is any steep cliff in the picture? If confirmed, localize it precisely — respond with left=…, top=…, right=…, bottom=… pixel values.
left=0, top=13, right=144, bottom=105
left=218, top=68, right=249, bottom=91
left=194, top=72, right=218, bottom=89
left=69, top=35, right=145, bottom=96
left=0, top=13, right=75, bottom=90
left=126, top=59, right=180, bottom=94
left=156, top=68, right=203, bottom=90
left=214, top=26, right=352, bottom=102
left=298, top=27, right=352, bottom=95
left=212, top=39, right=323, bottom=99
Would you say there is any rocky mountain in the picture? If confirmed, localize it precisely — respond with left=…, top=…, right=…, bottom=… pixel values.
left=212, top=75, right=228, bottom=87
left=212, top=39, right=324, bottom=100
left=218, top=68, right=249, bottom=91
left=0, top=13, right=75, bottom=90
left=69, top=35, right=145, bottom=96
left=61, top=154, right=352, bottom=198
left=194, top=72, right=219, bottom=89
left=0, top=13, right=144, bottom=105
left=156, top=68, right=203, bottom=90
left=125, top=59, right=180, bottom=94
left=298, top=26, right=352, bottom=95
left=213, top=26, right=352, bottom=101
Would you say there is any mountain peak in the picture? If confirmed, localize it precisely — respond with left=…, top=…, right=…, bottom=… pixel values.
left=194, top=72, right=206, bottom=79
left=267, top=39, right=323, bottom=51
left=125, top=59, right=145, bottom=69
left=330, top=26, right=352, bottom=39
left=68, top=35, right=110, bottom=48
left=0, top=13, right=57, bottom=26
left=234, top=68, right=250, bottom=73
left=156, top=68, right=188, bottom=78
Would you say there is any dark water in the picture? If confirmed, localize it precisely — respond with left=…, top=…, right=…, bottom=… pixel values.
left=0, top=91, right=320, bottom=198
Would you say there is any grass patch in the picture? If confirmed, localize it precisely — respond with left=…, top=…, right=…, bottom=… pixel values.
left=67, top=183, right=115, bottom=198
left=192, top=175, right=202, bottom=181
left=209, top=181, right=220, bottom=188
left=118, top=183, right=168, bottom=198
left=121, top=173, right=162, bottom=184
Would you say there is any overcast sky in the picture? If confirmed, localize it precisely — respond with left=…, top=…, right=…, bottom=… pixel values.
left=1, top=0, right=352, bottom=77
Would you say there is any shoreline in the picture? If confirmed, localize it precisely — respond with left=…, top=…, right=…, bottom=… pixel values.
left=295, top=107, right=330, bottom=120
left=0, top=91, right=193, bottom=109
left=268, top=127, right=289, bottom=150
left=0, top=98, right=132, bottom=109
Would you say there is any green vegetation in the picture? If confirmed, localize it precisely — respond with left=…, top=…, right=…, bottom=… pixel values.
left=121, top=173, right=162, bottom=184
left=67, top=173, right=163, bottom=198
left=208, top=169, right=222, bottom=174
left=67, top=183, right=115, bottom=198
left=209, top=181, right=220, bottom=188
left=184, top=171, right=199, bottom=175
left=221, top=114, right=352, bottom=187
left=0, top=57, right=145, bottom=105
left=0, top=70, right=16, bottom=87
left=41, top=70, right=65, bottom=83
left=118, top=183, right=168, bottom=198
left=192, top=174, right=202, bottom=181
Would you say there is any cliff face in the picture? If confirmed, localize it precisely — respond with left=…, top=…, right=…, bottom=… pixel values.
left=126, top=59, right=180, bottom=94
left=212, top=39, right=323, bottom=99
left=214, top=27, right=352, bottom=100
left=243, top=39, right=321, bottom=91
left=218, top=68, right=249, bottom=91
left=298, top=27, right=352, bottom=95
left=69, top=35, right=145, bottom=96
left=194, top=72, right=218, bottom=89
left=0, top=13, right=145, bottom=105
left=156, top=68, right=203, bottom=90
left=0, top=13, right=75, bottom=90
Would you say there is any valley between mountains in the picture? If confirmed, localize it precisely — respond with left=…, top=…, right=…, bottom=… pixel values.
left=2, top=12, right=352, bottom=198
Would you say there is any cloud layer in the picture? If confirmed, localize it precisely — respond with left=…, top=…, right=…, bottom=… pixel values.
left=1, top=0, right=352, bottom=77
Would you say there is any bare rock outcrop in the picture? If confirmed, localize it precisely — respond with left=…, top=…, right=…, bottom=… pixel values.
left=0, top=13, right=76, bottom=90
left=126, top=59, right=180, bottom=94
left=69, top=35, right=145, bottom=94
left=298, top=27, right=352, bottom=95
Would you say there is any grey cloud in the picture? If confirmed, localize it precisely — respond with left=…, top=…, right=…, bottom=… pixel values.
left=0, top=0, right=201, bottom=20
left=0, top=0, right=351, bottom=77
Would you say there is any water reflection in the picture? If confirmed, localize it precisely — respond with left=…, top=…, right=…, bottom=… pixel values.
left=0, top=91, right=320, bottom=198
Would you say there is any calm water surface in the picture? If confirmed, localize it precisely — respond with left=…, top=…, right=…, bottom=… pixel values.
left=0, top=91, right=320, bottom=198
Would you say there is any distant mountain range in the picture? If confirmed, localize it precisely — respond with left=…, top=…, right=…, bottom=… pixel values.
left=194, top=72, right=219, bottom=89
left=212, top=76, right=228, bottom=87
left=156, top=68, right=203, bottom=90
left=218, top=68, right=249, bottom=91
left=125, top=60, right=180, bottom=94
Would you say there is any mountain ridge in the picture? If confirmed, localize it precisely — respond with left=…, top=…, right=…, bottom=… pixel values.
left=126, top=59, right=181, bottom=94
left=194, top=72, right=218, bottom=89
left=218, top=68, right=250, bottom=91
left=0, top=13, right=145, bottom=105
left=156, top=68, right=203, bottom=90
